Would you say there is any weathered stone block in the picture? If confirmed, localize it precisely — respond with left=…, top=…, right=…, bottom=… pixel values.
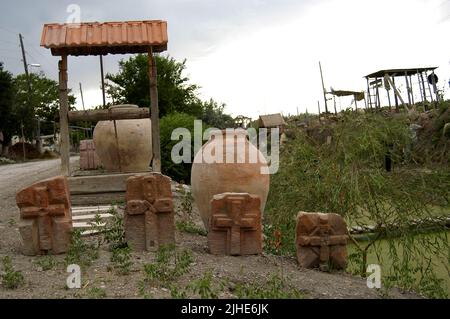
left=295, top=212, right=348, bottom=270
left=125, top=173, right=175, bottom=251
left=16, top=176, right=72, bottom=255
left=208, top=193, right=262, bottom=255
left=79, top=139, right=101, bottom=170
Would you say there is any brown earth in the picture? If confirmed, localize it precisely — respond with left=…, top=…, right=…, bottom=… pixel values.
left=0, top=157, right=420, bottom=299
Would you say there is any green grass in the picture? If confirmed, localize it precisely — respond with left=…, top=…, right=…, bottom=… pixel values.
left=1, top=256, right=24, bottom=289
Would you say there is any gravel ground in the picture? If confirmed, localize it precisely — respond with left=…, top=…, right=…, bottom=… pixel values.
left=0, top=158, right=420, bottom=299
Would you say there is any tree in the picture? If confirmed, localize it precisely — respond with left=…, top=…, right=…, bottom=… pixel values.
left=106, top=54, right=203, bottom=118
left=13, top=72, right=76, bottom=137
left=200, top=98, right=235, bottom=129
left=0, top=63, right=15, bottom=155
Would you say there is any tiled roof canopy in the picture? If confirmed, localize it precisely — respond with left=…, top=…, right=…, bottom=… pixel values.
left=40, top=20, right=168, bottom=56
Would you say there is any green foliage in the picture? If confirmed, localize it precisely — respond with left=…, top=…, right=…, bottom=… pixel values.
left=89, top=208, right=132, bottom=275
left=200, top=98, right=234, bottom=129
left=1, top=256, right=25, bottom=289
left=187, top=271, right=225, bottom=299
left=110, top=246, right=132, bottom=275
left=176, top=221, right=207, bottom=236
left=160, top=112, right=199, bottom=182
left=143, top=244, right=193, bottom=287
left=175, top=186, right=207, bottom=235
left=233, top=274, right=304, bottom=299
left=13, top=72, right=76, bottom=138
left=102, top=208, right=127, bottom=250
left=34, top=256, right=58, bottom=271
left=266, top=111, right=450, bottom=297
left=65, top=229, right=99, bottom=268
left=0, top=63, right=16, bottom=149
left=86, top=287, right=107, bottom=299
left=106, top=55, right=202, bottom=117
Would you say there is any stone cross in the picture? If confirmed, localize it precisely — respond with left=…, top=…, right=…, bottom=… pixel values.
left=296, top=212, right=348, bottom=271
left=208, top=193, right=261, bottom=255
left=16, top=176, right=72, bottom=255
left=125, top=173, right=174, bottom=251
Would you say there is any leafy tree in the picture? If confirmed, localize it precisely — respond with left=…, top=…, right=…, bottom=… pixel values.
left=105, top=55, right=203, bottom=117
left=199, top=98, right=235, bottom=129
left=0, top=63, right=15, bottom=154
left=160, top=112, right=202, bottom=182
left=13, top=72, right=76, bottom=136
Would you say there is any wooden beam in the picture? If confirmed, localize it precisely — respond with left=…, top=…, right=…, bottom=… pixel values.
left=58, top=55, right=70, bottom=176
left=68, top=172, right=148, bottom=195
left=149, top=47, right=161, bottom=172
left=67, top=107, right=150, bottom=122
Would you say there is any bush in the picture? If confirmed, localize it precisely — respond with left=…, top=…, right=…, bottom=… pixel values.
left=265, top=111, right=450, bottom=297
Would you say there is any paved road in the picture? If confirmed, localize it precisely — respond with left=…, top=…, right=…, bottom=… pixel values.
left=0, top=157, right=77, bottom=218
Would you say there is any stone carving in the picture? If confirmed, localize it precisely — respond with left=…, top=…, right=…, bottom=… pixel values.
left=16, top=176, right=73, bottom=255
left=208, top=193, right=262, bottom=255
left=125, top=173, right=174, bottom=251
left=79, top=139, right=101, bottom=170
left=295, top=212, right=348, bottom=270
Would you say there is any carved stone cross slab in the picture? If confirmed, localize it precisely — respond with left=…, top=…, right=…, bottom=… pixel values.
left=125, top=173, right=174, bottom=251
left=295, top=212, right=348, bottom=270
left=208, top=193, right=262, bottom=256
left=16, top=176, right=72, bottom=255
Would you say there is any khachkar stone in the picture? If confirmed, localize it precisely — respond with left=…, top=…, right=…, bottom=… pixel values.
left=16, top=176, right=73, bottom=256
left=125, top=173, right=175, bottom=251
left=79, top=139, right=101, bottom=170
left=295, top=212, right=348, bottom=271
left=208, top=193, right=262, bottom=255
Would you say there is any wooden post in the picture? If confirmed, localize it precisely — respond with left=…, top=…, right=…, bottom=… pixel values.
left=392, top=76, right=399, bottom=112
left=366, top=78, right=372, bottom=110
left=100, top=55, right=106, bottom=107
left=58, top=55, right=70, bottom=176
left=425, top=71, right=434, bottom=103
left=319, top=62, right=329, bottom=114
left=148, top=47, right=161, bottom=172
left=409, top=75, right=415, bottom=105
left=404, top=73, right=412, bottom=106
left=375, top=77, right=381, bottom=109
left=419, top=72, right=427, bottom=103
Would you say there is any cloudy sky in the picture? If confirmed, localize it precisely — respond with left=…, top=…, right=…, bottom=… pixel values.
left=1, top=0, right=449, bottom=118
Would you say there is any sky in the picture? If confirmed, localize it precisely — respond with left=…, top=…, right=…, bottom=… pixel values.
left=0, top=0, right=449, bottom=119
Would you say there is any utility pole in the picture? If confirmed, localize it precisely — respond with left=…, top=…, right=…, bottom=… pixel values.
left=100, top=55, right=106, bottom=108
left=19, top=34, right=31, bottom=93
left=19, top=33, right=38, bottom=154
left=79, top=82, right=85, bottom=110
left=319, top=61, right=329, bottom=114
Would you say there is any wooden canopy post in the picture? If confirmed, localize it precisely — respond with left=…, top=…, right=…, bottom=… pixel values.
left=148, top=47, right=161, bottom=172
left=58, top=54, right=70, bottom=176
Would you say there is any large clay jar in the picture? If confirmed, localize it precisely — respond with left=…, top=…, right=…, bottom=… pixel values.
left=93, top=105, right=152, bottom=173
left=191, top=129, right=270, bottom=230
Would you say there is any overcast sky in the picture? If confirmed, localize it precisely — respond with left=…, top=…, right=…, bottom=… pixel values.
left=1, top=0, right=449, bottom=118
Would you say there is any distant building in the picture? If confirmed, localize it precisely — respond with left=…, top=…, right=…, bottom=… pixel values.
left=258, top=113, right=286, bottom=134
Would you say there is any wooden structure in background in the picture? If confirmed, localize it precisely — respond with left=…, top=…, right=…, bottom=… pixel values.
left=40, top=20, right=168, bottom=176
left=365, top=67, right=439, bottom=111
left=258, top=113, right=286, bottom=134
left=328, top=89, right=366, bottom=112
